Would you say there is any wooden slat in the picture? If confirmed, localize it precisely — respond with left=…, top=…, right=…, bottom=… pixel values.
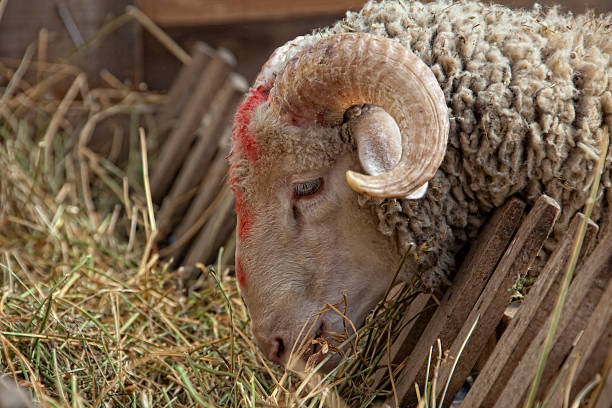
left=461, top=213, right=597, bottom=407
left=168, top=149, right=230, bottom=261
left=595, top=363, right=612, bottom=408
left=534, top=246, right=612, bottom=402
left=184, top=187, right=236, bottom=265
left=157, top=42, right=214, bottom=128
left=137, top=0, right=365, bottom=26
left=389, top=197, right=526, bottom=406
left=573, top=316, right=612, bottom=402
left=157, top=75, right=246, bottom=240
left=542, top=269, right=612, bottom=407
left=150, top=48, right=235, bottom=202
left=433, top=195, right=560, bottom=404
left=492, top=228, right=612, bottom=408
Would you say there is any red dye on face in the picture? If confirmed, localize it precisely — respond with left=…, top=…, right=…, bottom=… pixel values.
left=233, top=85, right=269, bottom=164
left=235, top=193, right=254, bottom=241
left=230, top=85, right=268, bottom=241
left=236, top=257, right=247, bottom=288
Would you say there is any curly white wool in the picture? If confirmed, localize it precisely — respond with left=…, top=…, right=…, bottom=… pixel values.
left=234, top=0, right=611, bottom=286
left=335, top=0, right=612, bottom=285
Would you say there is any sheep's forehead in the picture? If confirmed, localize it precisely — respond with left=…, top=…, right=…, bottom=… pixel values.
left=234, top=102, right=351, bottom=199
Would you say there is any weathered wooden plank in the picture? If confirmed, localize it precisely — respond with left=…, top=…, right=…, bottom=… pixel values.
left=157, top=75, right=245, bottom=240
left=150, top=49, right=235, bottom=202
left=434, top=195, right=560, bottom=405
left=389, top=197, right=526, bottom=406
left=534, top=248, right=612, bottom=402
left=542, top=267, right=612, bottom=407
left=157, top=42, right=214, bottom=129
left=166, top=149, right=230, bottom=261
left=573, top=320, right=612, bottom=402
left=137, top=0, right=365, bottom=26
left=492, top=228, right=612, bottom=408
left=136, top=0, right=610, bottom=26
left=184, top=187, right=236, bottom=265
left=595, top=361, right=612, bottom=408
left=462, top=213, right=597, bottom=407
left=574, top=218, right=600, bottom=271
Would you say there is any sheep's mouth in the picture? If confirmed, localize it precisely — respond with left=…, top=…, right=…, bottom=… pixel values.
left=299, top=321, right=326, bottom=366
left=310, top=322, right=325, bottom=355
left=301, top=320, right=345, bottom=371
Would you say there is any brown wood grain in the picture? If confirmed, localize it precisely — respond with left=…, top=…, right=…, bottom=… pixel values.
left=595, top=361, right=612, bottom=408
left=389, top=197, right=526, bottom=406
left=157, top=42, right=214, bottom=129
left=492, top=227, right=612, bottom=408
left=184, top=187, right=236, bottom=265
left=434, top=195, right=560, bottom=405
left=157, top=76, right=244, bottom=241
left=150, top=49, right=234, bottom=202
left=534, top=243, right=612, bottom=402
left=169, top=151, right=230, bottom=261
left=137, top=0, right=366, bottom=26
left=574, top=322, right=612, bottom=404
left=542, top=268, right=612, bottom=408
left=461, top=212, right=596, bottom=407
left=136, top=0, right=610, bottom=26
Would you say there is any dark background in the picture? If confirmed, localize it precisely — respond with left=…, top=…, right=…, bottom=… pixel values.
left=1, top=0, right=610, bottom=92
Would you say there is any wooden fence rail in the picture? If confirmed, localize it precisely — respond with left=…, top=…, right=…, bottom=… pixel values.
left=372, top=195, right=612, bottom=407
left=152, top=43, right=244, bottom=271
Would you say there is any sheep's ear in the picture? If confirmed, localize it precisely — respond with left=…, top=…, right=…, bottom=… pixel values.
left=347, top=105, right=402, bottom=176
left=346, top=105, right=429, bottom=200
left=404, top=182, right=428, bottom=199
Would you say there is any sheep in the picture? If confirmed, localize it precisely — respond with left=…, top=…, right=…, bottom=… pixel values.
left=228, top=0, right=612, bottom=369
left=0, top=378, right=32, bottom=408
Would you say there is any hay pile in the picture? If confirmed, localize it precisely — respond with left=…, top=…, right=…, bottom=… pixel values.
left=0, top=20, right=421, bottom=407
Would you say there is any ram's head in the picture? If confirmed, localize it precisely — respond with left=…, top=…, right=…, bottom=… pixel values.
left=229, top=33, right=449, bottom=370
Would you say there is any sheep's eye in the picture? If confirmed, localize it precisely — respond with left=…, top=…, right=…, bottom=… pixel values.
left=293, top=178, right=323, bottom=198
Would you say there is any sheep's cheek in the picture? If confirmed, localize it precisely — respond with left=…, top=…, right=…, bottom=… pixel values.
left=235, top=191, right=255, bottom=241
left=237, top=205, right=254, bottom=240
left=236, top=258, right=247, bottom=288
left=231, top=86, right=267, bottom=242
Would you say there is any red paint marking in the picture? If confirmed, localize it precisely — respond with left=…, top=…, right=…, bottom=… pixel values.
left=229, top=85, right=268, bottom=241
left=236, top=257, right=247, bottom=288
left=235, top=193, right=254, bottom=241
left=232, top=85, right=269, bottom=164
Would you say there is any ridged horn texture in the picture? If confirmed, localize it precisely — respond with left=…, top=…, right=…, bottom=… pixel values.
left=269, top=33, right=449, bottom=198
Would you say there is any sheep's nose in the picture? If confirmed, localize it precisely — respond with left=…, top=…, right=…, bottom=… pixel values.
left=266, top=337, right=285, bottom=364
left=262, top=336, right=285, bottom=364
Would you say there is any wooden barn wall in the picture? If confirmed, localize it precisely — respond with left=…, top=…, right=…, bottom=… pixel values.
left=142, top=0, right=611, bottom=90
left=0, top=0, right=138, bottom=88
left=0, top=0, right=609, bottom=91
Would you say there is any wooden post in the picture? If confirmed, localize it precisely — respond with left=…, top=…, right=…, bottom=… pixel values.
left=491, top=228, right=612, bottom=408
left=461, top=213, right=598, bottom=407
left=150, top=48, right=235, bottom=202
left=595, top=362, right=612, bottom=408
left=166, top=149, right=231, bottom=259
left=157, top=42, right=214, bottom=129
left=183, top=187, right=236, bottom=266
left=541, top=265, right=612, bottom=407
left=433, top=195, right=560, bottom=405
left=156, top=74, right=246, bottom=240
left=389, top=198, right=526, bottom=406
left=369, top=293, right=435, bottom=392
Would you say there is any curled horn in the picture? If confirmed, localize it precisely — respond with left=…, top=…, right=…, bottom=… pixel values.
left=269, top=33, right=449, bottom=198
